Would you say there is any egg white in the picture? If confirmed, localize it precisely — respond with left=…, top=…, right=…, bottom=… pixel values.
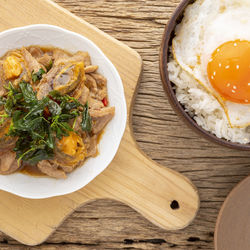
left=172, top=0, right=250, bottom=128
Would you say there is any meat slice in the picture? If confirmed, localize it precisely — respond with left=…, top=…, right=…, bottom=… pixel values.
left=37, top=160, right=66, bottom=179
left=72, top=51, right=91, bottom=66
left=0, top=151, right=19, bottom=175
left=85, top=74, right=97, bottom=94
left=28, top=47, right=52, bottom=69
left=90, top=73, right=107, bottom=100
left=69, top=78, right=85, bottom=99
left=85, top=65, right=98, bottom=73
left=75, top=131, right=97, bottom=158
left=38, top=53, right=52, bottom=68
left=28, top=47, right=43, bottom=59
left=60, top=165, right=75, bottom=173
left=90, top=107, right=115, bottom=134
left=0, top=119, right=17, bottom=153
left=0, top=61, right=7, bottom=96
left=53, top=50, right=91, bottom=68
left=91, top=73, right=107, bottom=88
left=36, top=83, right=52, bottom=100
left=85, top=134, right=98, bottom=157
left=95, top=88, right=107, bottom=101
left=53, top=49, right=69, bottom=65
left=78, top=85, right=89, bottom=105
left=88, top=97, right=104, bottom=110
left=36, top=65, right=60, bottom=99
left=21, top=47, right=44, bottom=74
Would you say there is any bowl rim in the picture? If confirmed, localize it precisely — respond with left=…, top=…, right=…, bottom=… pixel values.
left=0, top=24, right=127, bottom=198
left=159, top=0, right=250, bottom=150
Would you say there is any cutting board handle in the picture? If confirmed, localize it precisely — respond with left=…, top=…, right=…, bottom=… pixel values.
left=91, top=128, right=199, bottom=230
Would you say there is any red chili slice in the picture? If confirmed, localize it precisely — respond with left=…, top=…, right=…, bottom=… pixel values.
left=102, top=97, right=108, bottom=106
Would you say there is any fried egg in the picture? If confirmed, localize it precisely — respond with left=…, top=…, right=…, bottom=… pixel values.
left=172, top=0, right=250, bottom=128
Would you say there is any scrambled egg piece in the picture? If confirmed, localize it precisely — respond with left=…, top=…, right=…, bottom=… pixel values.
left=3, top=56, right=22, bottom=79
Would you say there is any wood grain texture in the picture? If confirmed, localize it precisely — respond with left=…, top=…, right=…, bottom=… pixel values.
left=0, top=0, right=199, bottom=246
left=0, top=0, right=249, bottom=249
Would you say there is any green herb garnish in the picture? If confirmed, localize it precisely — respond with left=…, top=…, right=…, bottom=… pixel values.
left=19, top=80, right=37, bottom=103
left=31, top=68, right=46, bottom=82
left=0, top=96, right=6, bottom=106
left=81, top=102, right=92, bottom=132
left=0, top=82, right=92, bottom=166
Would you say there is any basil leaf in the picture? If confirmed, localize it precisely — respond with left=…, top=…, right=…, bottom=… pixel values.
left=24, top=97, right=49, bottom=119
left=26, top=149, right=53, bottom=165
left=58, top=113, right=77, bottom=122
left=0, top=96, right=6, bottom=106
left=48, top=100, right=62, bottom=117
left=19, top=81, right=36, bottom=104
left=18, top=146, right=53, bottom=166
left=32, top=68, right=45, bottom=82
left=59, top=122, right=73, bottom=132
left=4, top=95, right=14, bottom=116
left=46, top=127, right=54, bottom=149
left=81, top=102, right=92, bottom=132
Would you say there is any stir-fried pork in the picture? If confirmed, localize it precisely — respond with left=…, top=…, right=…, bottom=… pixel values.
left=0, top=45, right=115, bottom=178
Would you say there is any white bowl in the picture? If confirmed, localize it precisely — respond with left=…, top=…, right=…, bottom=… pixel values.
left=0, top=24, right=127, bottom=199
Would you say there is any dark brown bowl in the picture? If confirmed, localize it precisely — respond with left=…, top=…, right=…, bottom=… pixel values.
left=159, top=0, right=250, bottom=150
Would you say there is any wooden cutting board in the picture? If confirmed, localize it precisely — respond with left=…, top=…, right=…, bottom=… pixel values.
left=0, top=0, right=199, bottom=245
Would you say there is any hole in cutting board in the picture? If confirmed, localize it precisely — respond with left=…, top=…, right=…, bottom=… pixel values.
left=170, top=200, right=180, bottom=210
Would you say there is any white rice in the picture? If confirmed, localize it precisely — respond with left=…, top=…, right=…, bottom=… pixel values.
left=167, top=58, right=250, bottom=144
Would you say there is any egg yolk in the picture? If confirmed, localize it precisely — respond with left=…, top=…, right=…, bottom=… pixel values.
left=3, top=55, right=22, bottom=80
left=207, top=40, right=250, bottom=104
left=57, top=131, right=84, bottom=156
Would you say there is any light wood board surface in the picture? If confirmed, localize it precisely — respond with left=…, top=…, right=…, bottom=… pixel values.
left=0, top=0, right=249, bottom=249
left=0, top=0, right=199, bottom=247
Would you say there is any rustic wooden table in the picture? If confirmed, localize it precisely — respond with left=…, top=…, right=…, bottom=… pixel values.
left=0, top=0, right=249, bottom=249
